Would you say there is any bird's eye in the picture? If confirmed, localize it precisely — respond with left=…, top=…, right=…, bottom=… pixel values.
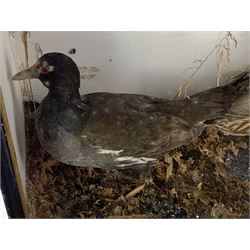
left=41, top=68, right=49, bottom=75
left=40, top=64, right=55, bottom=75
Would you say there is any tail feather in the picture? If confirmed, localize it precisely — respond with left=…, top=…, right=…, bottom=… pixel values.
left=205, top=71, right=250, bottom=136
left=172, top=71, right=249, bottom=125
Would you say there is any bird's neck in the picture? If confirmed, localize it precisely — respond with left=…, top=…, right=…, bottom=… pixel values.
left=48, top=87, right=81, bottom=102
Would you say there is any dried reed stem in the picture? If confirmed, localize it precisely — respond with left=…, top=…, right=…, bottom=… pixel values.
left=21, top=31, right=37, bottom=112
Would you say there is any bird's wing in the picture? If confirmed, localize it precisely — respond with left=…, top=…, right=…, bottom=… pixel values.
left=79, top=92, right=205, bottom=159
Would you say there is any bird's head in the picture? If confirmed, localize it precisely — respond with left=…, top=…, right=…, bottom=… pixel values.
left=12, top=52, right=80, bottom=92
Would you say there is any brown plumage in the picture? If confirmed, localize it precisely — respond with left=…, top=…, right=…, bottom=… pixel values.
left=205, top=71, right=249, bottom=136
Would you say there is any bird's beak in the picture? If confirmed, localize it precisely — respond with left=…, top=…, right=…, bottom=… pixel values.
left=12, top=63, right=39, bottom=80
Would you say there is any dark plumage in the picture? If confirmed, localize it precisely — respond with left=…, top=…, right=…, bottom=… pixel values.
left=12, top=53, right=249, bottom=169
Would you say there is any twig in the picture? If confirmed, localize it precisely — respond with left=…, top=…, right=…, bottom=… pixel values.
left=125, top=183, right=145, bottom=198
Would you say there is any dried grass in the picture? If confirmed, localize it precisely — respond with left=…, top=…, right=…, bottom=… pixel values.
left=174, top=32, right=238, bottom=100
left=34, top=42, right=43, bottom=59
left=21, top=31, right=37, bottom=112
left=126, top=183, right=145, bottom=198
left=216, top=32, right=237, bottom=86
left=9, top=31, right=36, bottom=112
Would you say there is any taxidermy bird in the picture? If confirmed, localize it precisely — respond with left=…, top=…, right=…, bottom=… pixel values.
left=12, top=53, right=249, bottom=170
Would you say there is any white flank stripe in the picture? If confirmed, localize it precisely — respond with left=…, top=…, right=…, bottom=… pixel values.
left=115, top=156, right=156, bottom=167
left=97, top=147, right=156, bottom=167
left=97, top=149, right=124, bottom=156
